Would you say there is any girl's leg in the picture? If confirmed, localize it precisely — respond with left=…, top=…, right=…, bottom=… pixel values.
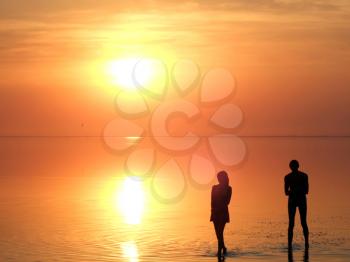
left=217, top=222, right=226, bottom=254
left=213, top=222, right=222, bottom=257
left=221, top=223, right=227, bottom=254
left=214, top=222, right=220, bottom=241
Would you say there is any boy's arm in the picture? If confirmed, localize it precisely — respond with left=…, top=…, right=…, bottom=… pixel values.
left=284, top=176, right=290, bottom=196
left=305, top=175, right=309, bottom=195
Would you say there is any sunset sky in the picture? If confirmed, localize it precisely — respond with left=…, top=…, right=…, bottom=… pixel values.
left=1, top=0, right=350, bottom=216
left=1, top=0, right=349, bottom=135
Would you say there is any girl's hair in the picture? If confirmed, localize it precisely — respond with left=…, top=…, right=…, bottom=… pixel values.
left=217, top=170, right=229, bottom=186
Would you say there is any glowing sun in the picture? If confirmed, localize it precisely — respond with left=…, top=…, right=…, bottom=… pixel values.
left=105, top=58, right=167, bottom=94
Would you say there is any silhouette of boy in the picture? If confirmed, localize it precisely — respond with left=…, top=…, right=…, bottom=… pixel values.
left=284, top=160, right=309, bottom=249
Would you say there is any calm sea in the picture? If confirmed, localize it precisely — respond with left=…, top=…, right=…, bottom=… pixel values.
left=0, top=137, right=349, bottom=261
left=0, top=196, right=349, bottom=261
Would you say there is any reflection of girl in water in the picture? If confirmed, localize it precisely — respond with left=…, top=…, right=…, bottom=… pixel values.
left=210, top=171, right=232, bottom=259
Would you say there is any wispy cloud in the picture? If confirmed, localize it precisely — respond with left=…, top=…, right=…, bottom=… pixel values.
left=0, top=0, right=349, bottom=65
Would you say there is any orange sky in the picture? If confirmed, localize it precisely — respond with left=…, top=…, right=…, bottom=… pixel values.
left=1, top=0, right=349, bottom=135
left=0, top=0, right=350, bottom=214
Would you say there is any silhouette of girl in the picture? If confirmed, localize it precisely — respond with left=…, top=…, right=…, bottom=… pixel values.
left=210, top=171, right=232, bottom=258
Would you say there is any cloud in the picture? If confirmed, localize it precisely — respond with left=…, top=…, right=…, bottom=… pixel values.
left=0, top=0, right=126, bottom=19
left=216, top=0, right=340, bottom=12
left=0, top=0, right=349, bottom=64
left=0, top=0, right=347, bottom=20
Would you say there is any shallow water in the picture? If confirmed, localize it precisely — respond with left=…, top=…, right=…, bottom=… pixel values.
left=0, top=196, right=349, bottom=261
left=0, top=137, right=349, bottom=261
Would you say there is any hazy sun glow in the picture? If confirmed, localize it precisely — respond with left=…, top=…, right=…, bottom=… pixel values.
left=106, top=58, right=139, bottom=90
left=117, top=177, right=145, bottom=225
left=105, top=57, right=167, bottom=95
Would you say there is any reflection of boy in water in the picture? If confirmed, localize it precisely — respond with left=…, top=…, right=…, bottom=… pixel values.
left=284, top=160, right=309, bottom=249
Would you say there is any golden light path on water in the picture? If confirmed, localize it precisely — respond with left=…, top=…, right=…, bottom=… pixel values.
left=104, top=57, right=161, bottom=226
left=105, top=56, right=171, bottom=227
left=103, top=56, right=165, bottom=228
left=121, top=241, right=139, bottom=262
left=117, top=177, right=145, bottom=225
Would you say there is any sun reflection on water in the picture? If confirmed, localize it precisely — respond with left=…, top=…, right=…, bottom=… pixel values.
left=117, top=177, right=145, bottom=225
left=121, top=241, right=139, bottom=262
